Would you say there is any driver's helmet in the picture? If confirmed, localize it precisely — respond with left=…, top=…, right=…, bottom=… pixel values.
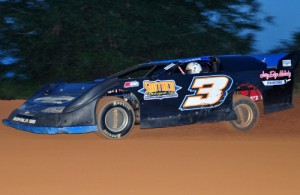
left=186, top=62, right=202, bottom=74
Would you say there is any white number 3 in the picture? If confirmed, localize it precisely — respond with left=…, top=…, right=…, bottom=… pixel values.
left=180, top=76, right=233, bottom=110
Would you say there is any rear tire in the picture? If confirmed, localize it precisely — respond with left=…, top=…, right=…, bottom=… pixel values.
left=96, top=97, right=135, bottom=139
left=229, top=95, right=259, bottom=131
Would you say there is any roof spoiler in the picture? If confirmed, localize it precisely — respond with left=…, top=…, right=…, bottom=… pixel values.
left=251, top=51, right=300, bottom=70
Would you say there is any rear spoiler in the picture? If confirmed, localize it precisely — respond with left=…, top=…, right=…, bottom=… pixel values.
left=251, top=51, right=300, bottom=70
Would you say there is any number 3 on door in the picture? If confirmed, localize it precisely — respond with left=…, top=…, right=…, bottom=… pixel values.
left=179, top=75, right=233, bottom=111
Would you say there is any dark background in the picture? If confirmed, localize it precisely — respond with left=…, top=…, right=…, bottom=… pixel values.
left=0, top=0, right=299, bottom=99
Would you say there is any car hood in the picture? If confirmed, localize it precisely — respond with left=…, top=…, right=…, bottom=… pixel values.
left=17, top=77, right=120, bottom=114
left=29, top=82, right=97, bottom=106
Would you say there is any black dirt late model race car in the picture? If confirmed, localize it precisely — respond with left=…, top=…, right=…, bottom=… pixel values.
left=3, top=51, right=300, bottom=139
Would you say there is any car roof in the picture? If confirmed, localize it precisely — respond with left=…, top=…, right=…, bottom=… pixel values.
left=217, top=55, right=267, bottom=71
left=146, top=56, right=212, bottom=65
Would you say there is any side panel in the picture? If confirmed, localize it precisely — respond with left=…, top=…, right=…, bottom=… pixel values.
left=259, top=52, right=299, bottom=113
left=136, top=73, right=237, bottom=128
left=260, top=69, right=294, bottom=113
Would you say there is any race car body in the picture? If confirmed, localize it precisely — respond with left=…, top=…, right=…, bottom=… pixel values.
left=3, top=51, right=299, bottom=139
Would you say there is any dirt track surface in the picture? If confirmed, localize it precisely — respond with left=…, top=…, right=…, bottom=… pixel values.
left=1, top=98, right=300, bottom=195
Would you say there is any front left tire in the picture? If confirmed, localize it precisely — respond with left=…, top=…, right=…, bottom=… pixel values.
left=96, top=97, right=135, bottom=139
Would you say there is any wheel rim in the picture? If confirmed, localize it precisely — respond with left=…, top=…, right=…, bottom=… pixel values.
left=232, top=103, right=253, bottom=129
left=105, top=107, right=129, bottom=133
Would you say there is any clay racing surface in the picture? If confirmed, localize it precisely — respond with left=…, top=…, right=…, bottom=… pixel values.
left=0, top=97, right=300, bottom=195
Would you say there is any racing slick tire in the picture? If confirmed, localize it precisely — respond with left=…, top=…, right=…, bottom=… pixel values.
left=96, top=96, right=135, bottom=139
left=229, top=95, right=259, bottom=131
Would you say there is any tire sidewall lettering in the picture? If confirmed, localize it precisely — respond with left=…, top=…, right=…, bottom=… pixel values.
left=113, top=101, right=131, bottom=111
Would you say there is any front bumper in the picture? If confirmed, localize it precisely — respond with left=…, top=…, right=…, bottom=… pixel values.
left=3, top=97, right=99, bottom=134
left=3, top=119, right=98, bottom=134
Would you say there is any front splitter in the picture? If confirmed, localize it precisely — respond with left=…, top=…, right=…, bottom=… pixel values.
left=2, top=119, right=98, bottom=134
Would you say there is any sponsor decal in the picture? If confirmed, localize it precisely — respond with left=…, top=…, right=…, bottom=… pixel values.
left=260, top=70, right=291, bottom=80
left=260, top=70, right=292, bottom=86
left=138, top=80, right=182, bottom=100
left=180, top=75, right=233, bottom=111
left=282, top=59, right=292, bottom=67
left=124, top=81, right=139, bottom=88
left=262, top=79, right=291, bottom=86
left=13, top=117, right=36, bottom=124
left=250, top=95, right=262, bottom=101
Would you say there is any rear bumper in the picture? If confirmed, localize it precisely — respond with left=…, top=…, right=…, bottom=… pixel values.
left=3, top=119, right=98, bottom=134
